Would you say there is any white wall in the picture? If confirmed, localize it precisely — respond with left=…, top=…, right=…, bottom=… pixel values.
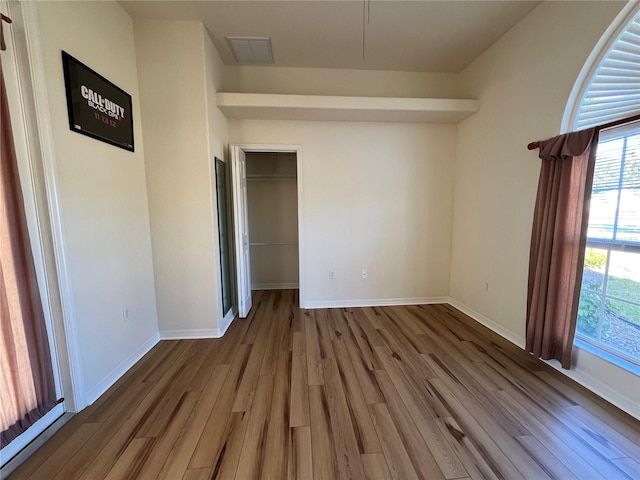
left=223, top=65, right=462, bottom=99
left=229, top=120, right=456, bottom=307
left=135, top=20, right=228, bottom=336
left=204, top=27, right=231, bottom=324
left=450, top=0, right=639, bottom=416
left=35, top=1, right=159, bottom=407
left=27, top=0, right=637, bottom=418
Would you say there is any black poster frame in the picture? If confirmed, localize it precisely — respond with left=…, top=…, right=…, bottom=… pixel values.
left=62, top=51, right=134, bottom=152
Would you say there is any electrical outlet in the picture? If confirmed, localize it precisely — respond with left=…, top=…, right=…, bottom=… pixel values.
left=123, top=308, right=130, bottom=322
left=329, top=270, right=336, bottom=279
left=362, top=269, right=368, bottom=279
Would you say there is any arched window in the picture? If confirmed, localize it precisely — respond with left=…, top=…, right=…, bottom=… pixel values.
left=565, top=6, right=640, bottom=371
left=564, top=8, right=640, bottom=131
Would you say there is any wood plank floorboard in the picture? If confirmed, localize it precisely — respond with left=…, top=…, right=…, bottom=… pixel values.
left=9, top=290, right=640, bottom=480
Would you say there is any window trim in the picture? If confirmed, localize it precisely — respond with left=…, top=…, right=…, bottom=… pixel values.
left=574, top=337, right=640, bottom=376
left=575, top=124, right=640, bottom=371
left=564, top=4, right=640, bottom=373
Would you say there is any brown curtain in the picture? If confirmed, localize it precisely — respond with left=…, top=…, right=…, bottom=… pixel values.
left=1, top=16, right=58, bottom=447
left=526, top=128, right=598, bottom=369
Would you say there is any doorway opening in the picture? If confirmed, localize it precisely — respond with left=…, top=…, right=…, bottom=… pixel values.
left=231, top=145, right=303, bottom=318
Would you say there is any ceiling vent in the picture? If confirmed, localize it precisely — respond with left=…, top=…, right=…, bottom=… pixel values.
left=226, top=37, right=274, bottom=64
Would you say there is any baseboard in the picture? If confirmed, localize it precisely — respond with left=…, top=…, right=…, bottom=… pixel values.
left=84, top=333, right=160, bottom=406
left=447, top=299, right=525, bottom=348
left=160, top=308, right=237, bottom=340
left=0, top=403, right=65, bottom=469
left=0, top=410, right=72, bottom=475
left=304, top=296, right=450, bottom=309
left=252, top=283, right=299, bottom=290
left=160, top=329, right=220, bottom=340
left=217, top=308, right=237, bottom=337
left=546, top=355, right=640, bottom=419
left=447, top=298, right=639, bottom=420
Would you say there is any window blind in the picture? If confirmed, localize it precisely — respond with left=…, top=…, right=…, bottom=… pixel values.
left=575, top=12, right=640, bottom=130
left=588, top=129, right=640, bottom=244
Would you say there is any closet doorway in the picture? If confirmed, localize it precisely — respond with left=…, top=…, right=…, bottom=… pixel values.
left=230, top=145, right=303, bottom=318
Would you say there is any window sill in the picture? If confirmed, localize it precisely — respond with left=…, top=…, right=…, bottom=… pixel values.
left=574, top=337, right=640, bottom=376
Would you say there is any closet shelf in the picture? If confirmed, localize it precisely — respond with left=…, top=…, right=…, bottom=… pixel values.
left=217, top=92, right=478, bottom=124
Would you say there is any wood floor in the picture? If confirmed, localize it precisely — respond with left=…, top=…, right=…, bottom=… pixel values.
left=9, top=290, right=640, bottom=480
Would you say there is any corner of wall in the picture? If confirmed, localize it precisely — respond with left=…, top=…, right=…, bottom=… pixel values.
left=203, top=22, right=230, bottom=329
left=447, top=298, right=525, bottom=347
left=134, top=18, right=226, bottom=335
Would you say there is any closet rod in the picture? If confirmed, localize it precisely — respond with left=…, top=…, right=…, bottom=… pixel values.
left=250, top=242, right=297, bottom=246
left=247, top=175, right=296, bottom=180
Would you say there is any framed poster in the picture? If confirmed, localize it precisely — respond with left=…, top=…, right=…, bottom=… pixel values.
left=62, top=51, right=134, bottom=151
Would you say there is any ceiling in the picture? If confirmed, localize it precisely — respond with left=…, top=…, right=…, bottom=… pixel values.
left=120, top=0, right=541, bottom=73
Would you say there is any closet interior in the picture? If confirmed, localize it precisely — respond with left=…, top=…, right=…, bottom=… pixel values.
left=245, top=152, right=299, bottom=290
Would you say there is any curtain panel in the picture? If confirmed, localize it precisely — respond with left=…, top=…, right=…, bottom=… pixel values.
left=1, top=20, right=58, bottom=446
left=527, top=128, right=598, bottom=369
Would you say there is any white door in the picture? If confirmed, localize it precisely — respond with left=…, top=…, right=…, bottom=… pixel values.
left=231, top=146, right=252, bottom=318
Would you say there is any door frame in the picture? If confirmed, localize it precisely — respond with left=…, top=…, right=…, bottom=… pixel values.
left=230, top=146, right=252, bottom=318
left=1, top=0, right=72, bottom=467
left=229, top=144, right=305, bottom=310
